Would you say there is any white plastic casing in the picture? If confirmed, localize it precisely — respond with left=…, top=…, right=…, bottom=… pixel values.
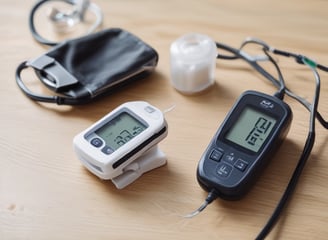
left=111, top=145, right=166, bottom=189
left=170, top=33, right=217, bottom=94
left=73, top=101, right=168, bottom=181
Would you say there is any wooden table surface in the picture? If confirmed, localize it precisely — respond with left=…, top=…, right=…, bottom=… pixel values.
left=1, top=0, right=328, bottom=239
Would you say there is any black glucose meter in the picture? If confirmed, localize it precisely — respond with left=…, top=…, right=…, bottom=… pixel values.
left=73, top=101, right=168, bottom=189
left=197, top=90, right=292, bottom=200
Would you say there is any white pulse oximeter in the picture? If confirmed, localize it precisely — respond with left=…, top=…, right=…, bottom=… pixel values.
left=73, top=101, right=168, bottom=189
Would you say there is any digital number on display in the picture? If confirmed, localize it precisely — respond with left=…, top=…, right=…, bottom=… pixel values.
left=96, top=112, right=148, bottom=151
left=225, top=107, right=276, bottom=153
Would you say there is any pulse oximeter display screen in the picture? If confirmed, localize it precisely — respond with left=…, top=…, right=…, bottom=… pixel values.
left=96, top=112, right=148, bottom=151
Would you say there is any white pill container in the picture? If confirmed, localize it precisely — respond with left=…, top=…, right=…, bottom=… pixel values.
left=170, top=33, right=217, bottom=94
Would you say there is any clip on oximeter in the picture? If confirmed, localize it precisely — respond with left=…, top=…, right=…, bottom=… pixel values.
left=73, top=101, right=168, bottom=189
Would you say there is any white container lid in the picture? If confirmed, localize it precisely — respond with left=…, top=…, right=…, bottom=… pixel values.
left=170, top=33, right=217, bottom=94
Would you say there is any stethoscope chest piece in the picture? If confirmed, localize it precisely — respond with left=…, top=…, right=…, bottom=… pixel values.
left=29, top=0, right=103, bottom=46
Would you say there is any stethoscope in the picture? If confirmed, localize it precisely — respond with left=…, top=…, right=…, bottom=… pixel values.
left=29, top=0, right=103, bottom=46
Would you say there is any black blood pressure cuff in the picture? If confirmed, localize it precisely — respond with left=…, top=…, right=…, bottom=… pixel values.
left=15, top=28, right=159, bottom=105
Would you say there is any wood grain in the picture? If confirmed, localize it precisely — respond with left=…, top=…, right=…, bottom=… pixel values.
left=1, top=0, right=328, bottom=239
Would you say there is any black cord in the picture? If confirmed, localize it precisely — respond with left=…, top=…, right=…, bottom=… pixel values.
left=239, top=38, right=328, bottom=74
left=29, top=0, right=76, bottom=46
left=184, top=189, right=218, bottom=218
left=270, top=49, right=328, bottom=129
left=255, top=133, right=315, bottom=240
left=316, top=112, right=328, bottom=129
left=261, top=49, right=286, bottom=100
left=15, top=61, right=56, bottom=103
left=216, top=41, right=328, bottom=130
left=256, top=61, right=320, bottom=239
left=272, top=48, right=328, bottom=73
left=216, top=40, right=325, bottom=239
left=15, top=61, right=79, bottom=105
left=216, top=42, right=281, bottom=89
left=216, top=42, right=286, bottom=99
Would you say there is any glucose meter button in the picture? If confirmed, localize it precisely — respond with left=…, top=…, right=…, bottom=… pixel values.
left=216, top=163, right=232, bottom=178
left=222, top=152, right=236, bottom=164
left=91, top=137, right=103, bottom=148
left=234, top=159, right=248, bottom=172
left=210, top=149, right=223, bottom=162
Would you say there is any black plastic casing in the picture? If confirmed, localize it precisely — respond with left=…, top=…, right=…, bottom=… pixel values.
left=197, top=90, right=293, bottom=200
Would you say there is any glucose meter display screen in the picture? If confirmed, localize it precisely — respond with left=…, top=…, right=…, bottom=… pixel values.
left=225, top=107, right=277, bottom=153
left=96, top=112, right=148, bottom=151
